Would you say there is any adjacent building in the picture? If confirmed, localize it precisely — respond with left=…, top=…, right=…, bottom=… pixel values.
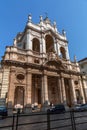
left=79, top=58, right=87, bottom=99
left=0, top=15, right=87, bottom=108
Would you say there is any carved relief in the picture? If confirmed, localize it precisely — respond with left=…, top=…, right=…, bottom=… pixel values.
left=45, top=60, right=63, bottom=70
left=72, top=66, right=76, bottom=71
left=17, top=56, right=25, bottom=61
left=48, top=52, right=57, bottom=61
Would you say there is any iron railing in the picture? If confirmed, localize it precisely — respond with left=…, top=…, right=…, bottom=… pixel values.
left=0, top=110, right=87, bottom=130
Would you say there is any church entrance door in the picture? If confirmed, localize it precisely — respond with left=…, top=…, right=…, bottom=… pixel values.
left=48, top=76, right=59, bottom=104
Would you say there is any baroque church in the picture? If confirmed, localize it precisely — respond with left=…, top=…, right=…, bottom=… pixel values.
left=0, top=15, right=87, bottom=108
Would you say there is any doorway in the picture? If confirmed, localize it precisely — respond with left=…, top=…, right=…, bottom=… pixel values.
left=14, top=86, right=24, bottom=106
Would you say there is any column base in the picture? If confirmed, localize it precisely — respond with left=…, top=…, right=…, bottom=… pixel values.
left=7, top=101, right=13, bottom=116
left=24, top=104, right=32, bottom=113
left=41, top=101, right=50, bottom=112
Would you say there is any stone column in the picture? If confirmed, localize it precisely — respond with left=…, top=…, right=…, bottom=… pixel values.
left=58, top=44, right=61, bottom=57
left=69, top=79, right=77, bottom=105
left=58, top=78, right=63, bottom=103
left=44, top=75, right=48, bottom=101
left=61, top=77, right=66, bottom=104
left=82, top=78, right=87, bottom=102
left=41, top=74, right=48, bottom=104
left=25, top=69, right=32, bottom=113
left=41, top=34, right=46, bottom=54
left=54, top=38, right=57, bottom=53
left=41, top=74, right=49, bottom=112
left=79, top=78, right=85, bottom=104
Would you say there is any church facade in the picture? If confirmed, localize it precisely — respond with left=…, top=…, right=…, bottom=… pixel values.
left=0, top=15, right=87, bottom=108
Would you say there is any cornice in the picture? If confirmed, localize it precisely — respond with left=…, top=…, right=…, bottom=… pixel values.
left=2, top=60, right=82, bottom=76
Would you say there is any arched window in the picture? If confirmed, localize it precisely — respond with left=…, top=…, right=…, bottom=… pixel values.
left=45, top=35, right=54, bottom=53
left=60, top=47, right=66, bottom=59
left=32, top=38, right=40, bottom=53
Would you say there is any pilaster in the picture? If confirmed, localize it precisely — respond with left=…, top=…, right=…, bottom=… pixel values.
left=26, top=30, right=32, bottom=50
left=8, top=67, right=15, bottom=105
left=58, top=78, right=63, bottom=103
left=41, top=71, right=48, bottom=104
left=26, top=69, right=32, bottom=104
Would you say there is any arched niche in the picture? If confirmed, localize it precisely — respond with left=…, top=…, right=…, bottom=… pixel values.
left=32, top=38, right=40, bottom=53
left=60, top=47, right=66, bottom=59
left=45, top=35, right=54, bottom=53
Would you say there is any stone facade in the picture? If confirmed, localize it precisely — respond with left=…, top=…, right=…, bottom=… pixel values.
left=79, top=58, right=87, bottom=101
left=0, top=15, right=87, bottom=108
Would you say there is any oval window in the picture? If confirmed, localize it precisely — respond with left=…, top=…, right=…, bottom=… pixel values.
left=74, top=81, right=78, bottom=85
left=17, top=74, right=24, bottom=80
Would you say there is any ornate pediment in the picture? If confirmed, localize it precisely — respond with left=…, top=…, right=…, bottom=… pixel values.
left=45, top=60, right=64, bottom=70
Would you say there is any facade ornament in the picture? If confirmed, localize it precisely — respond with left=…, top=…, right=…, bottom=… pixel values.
left=13, top=38, right=17, bottom=47
left=62, top=29, right=66, bottom=37
left=40, top=15, right=43, bottom=28
left=40, top=15, right=43, bottom=22
left=28, top=14, right=32, bottom=23
left=53, top=21, right=56, bottom=28
left=74, top=55, right=77, bottom=63
left=53, top=21, right=58, bottom=32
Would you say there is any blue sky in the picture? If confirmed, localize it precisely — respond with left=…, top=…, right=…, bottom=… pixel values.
left=0, top=0, right=87, bottom=61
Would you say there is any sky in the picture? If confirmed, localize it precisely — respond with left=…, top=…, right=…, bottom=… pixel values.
left=0, top=0, right=87, bottom=61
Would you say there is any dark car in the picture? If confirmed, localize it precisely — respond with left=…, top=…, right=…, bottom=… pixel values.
left=77, top=104, right=87, bottom=111
left=0, top=106, right=8, bottom=117
left=72, top=104, right=87, bottom=112
left=47, top=104, right=65, bottom=114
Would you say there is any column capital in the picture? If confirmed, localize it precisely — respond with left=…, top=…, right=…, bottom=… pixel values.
left=10, top=66, right=16, bottom=73
left=43, top=70, right=47, bottom=75
left=26, top=68, right=31, bottom=74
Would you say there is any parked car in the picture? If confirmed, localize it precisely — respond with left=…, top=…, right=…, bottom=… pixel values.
left=71, top=104, right=81, bottom=111
left=0, top=106, right=8, bottom=118
left=77, top=104, right=87, bottom=111
left=72, top=104, right=87, bottom=112
left=47, top=104, right=65, bottom=114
